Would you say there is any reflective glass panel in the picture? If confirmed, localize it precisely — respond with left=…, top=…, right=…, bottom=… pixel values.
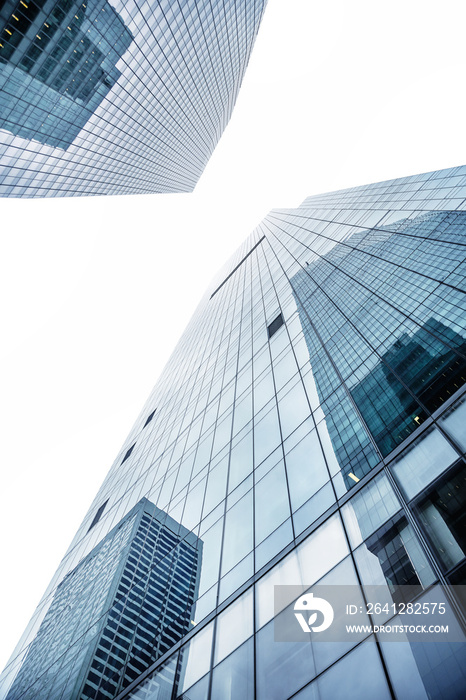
left=414, top=461, right=466, bottom=571
left=391, top=427, right=459, bottom=500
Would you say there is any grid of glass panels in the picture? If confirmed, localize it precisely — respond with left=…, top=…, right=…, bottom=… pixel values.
left=2, top=165, right=466, bottom=700
left=0, top=0, right=267, bottom=197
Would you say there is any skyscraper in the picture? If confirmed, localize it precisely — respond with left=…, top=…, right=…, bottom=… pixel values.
left=5, top=499, right=202, bottom=699
left=2, top=165, right=466, bottom=699
left=0, top=0, right=267, bottom=196
left=0, top=0, right=133, bottom=150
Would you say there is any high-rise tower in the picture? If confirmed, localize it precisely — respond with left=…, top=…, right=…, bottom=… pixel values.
left=5, top=499, right=202, bottom=699
left=2, top=166, right=466, bottom=699
left=0, top=0, right=267, bottom=196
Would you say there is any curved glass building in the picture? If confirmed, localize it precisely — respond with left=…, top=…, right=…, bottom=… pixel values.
left=0, top=0, right=267, bottom=196
left=2, top=166, right=466, bottom=699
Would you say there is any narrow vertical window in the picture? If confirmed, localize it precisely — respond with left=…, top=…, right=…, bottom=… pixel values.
left=87, top=499, right=108, bottom=532
left=267, top=313, right=284, bottom=339
left=121, top=443, right=135, bottom=464
left=144, top=409, right=156, bottom=428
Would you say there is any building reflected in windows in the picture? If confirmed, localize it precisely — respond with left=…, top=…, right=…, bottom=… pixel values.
left=364, top=515, right=426, bottom=602
left=291, top=211, right=466, bottom=489
left=6, top=498, right=202, bottom=700
left=414, top=461, right=466, bottom=579
left=0, top=0, right=133, bottom=148
left=350, top=318, right=466, bottom=458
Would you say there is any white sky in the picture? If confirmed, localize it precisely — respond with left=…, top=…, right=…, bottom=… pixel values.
left=1, top=0, right=466, bottom=673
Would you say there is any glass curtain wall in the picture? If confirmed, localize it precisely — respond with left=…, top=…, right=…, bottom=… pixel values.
left=2, top=166, right=466, bottom=699
left=0, top=0, right=267, bottom=196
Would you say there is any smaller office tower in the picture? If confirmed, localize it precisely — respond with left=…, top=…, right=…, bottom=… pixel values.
left=5, top=499, right=202, bottom=700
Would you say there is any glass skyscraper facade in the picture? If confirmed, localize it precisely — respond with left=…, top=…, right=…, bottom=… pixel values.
left=0, top=0, right=133, bottom=149
left=0, top=0, right=267, bottom=196
left=2, top=165, right=466, bottom=699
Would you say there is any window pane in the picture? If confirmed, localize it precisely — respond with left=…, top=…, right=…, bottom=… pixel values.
left=182, top=479, right=206, bottom=530
left=256, top=619, right=315, bottom=700
left=254, top=371, right=275, bottom=413
left=229, top=432, right=253, bottom=491
left=379, top=586, right=466, bottom=700
left=297, top=514, right=349, bottom=585
left=310, top=556, right=366, bottom=675
left=211, top=638, right=254, bottom=700
left=221, top=490, right=253, bottom=575
left=316, top=636, right=391, bottom=700
left=125, top=653, right=177, bottom=700
left=176, top=673, right=209, bottom=700
left=254, top=404, right=281, bottom=465
left=341, top=472, right=401, bottom=549
left=178, top=622, right=213, bottom=695
left=292, top=481, right=335, bottom=536
left=285, top=428, right=329, bottom=512
left=219, top=552, right=253, bottom=603
left=255, top=550, right=301, bottom=629
left=255, top=519, right=293, bottom=571
left=277, top=380, right=310, bottom=438
left=268, top=313, right=284, bottom=339
left=379, top=642, right=432, bottom=700
left=214, top=589, right=253, bottom=664
left=197, top=518, right=223, bottom=597
left=391, top=427, right=459, bottom=500
left=354, top=516, right=435, bottom=600
left=232, top=391, right=252, bottom=435
left=439, top=397, right=466, bottom=452
left=414, top=461, right=466, bottom=571
left=255, top=462, right=290, bottom=543
left=203, top=456, right=228, bottom=516
left=272, top=351, right=299, bottom=392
